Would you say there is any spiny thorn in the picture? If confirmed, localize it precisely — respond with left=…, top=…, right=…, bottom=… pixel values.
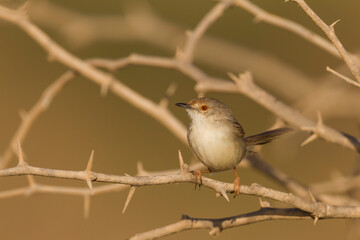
left=17, top=140, right=26, bottom=166
left=83, top=195, right=91, bottom=219
left=317, top=111, right=323, bottom=126
left=209, top=228, right=221, bottom=237
left=178, top=150, right=185, bottom=174
left=253, top=15, right=263, bottom=23
left=308, top=190, right=316, bottom=203
left=330, top=19, right=341, bottom=29
left=175, top=46, right=184, bottom=59
left=219, top=187, right=229, bottom=202
left=313, top=216, right=319, bottom=226
left=228, top=72, right=238, bottom=82
left=122, top=186, right=136, bottom=214
left=86, top=178, right=93, bottom=195
left=300, top=133, right=318, bottom=147
left=159, top=82, right=177, bottom=108
left=86, top=150, right=94, bottom=172
left=259, top=197, right=270, bottom=208
left=18, top=110, right=27, bottom=120
left=228, top=71, right=252, bottom=84
left=136, top=162, right=146, bottom=176
left=27, top=175, right=36, bottom=188
left=100, top=78, right=113, bottom=97
left=197, top=91, right=205, bottom=98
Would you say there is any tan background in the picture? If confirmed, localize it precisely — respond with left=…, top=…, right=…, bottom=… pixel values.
left=0, top=0, right=359, bottom=239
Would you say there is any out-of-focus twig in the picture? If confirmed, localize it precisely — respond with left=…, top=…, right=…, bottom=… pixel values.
left=0, top=71, right=75, bottom=168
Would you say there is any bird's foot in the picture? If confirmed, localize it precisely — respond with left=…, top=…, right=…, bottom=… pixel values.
left=193, top=170, right=202, bottom=190
left=233, top=177, right=240, bottom=197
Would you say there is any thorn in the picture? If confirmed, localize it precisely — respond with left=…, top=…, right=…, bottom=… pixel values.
left=308, top=190, right=316, bottom=203
left=330, top=19, right=341, bottom=29
left=83, top=195, right=91, bottom=219
left=185, top=30, right=192, bottom=37
left=228, top=71, right=253, bottom=84
left=259, top=198, right=270, bottom=208
left=219, top=187, right=229, bottom=202
left=124, top=173, right=131, bottom=177
left=122, top=186, right=136, bottom=214
left=209, top=228, right=221, bottom=237
left=197, top=91, right=205, bottom=98
left=136, top=162, right=147, bottom=176
left=27, top=175, right=36, bottom=188
left=175, top=46, right=184, bottom=59
left=18, top=110, right=27, bottom=120
left=47, top=53, right=56, bottom=62
left=86, top=178, right=93, bottom=195
left=313, top=216, right=319, bottom=226
left=100, top=78, right=112, bottom=96
left=17, top=140, right=26, bottom=166
left=84, top=150, right=95, bottom=194
left=253, top=15, right=263, bottom=23
left=316, top=111, right=323, bottom=127
left=300, top=133, right=318, bottom=147
left=228, top=72, right=238, bottom=82
left=159, top=82, right=177, bottom=108
left=86, top=150, right=94, bottom=172
left=18, top=2, right=29, bottom=14
left=178, top=150, right=185, bottom=174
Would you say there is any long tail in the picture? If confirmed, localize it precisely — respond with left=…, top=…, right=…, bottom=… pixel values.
left=244, top=127, right=293, bottom=148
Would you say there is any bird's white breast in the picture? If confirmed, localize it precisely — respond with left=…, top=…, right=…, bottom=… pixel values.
left=188, top=117, right=245, bottom=171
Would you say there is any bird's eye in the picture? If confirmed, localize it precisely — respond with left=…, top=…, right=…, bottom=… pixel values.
left=200, top=105, right=208, bottom=111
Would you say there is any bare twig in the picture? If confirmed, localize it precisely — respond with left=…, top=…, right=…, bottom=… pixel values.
left=289, top=0, right=360, bottom=82
left=0, top=71, right=75, bottom=168
left=228, top=72, right=359, bottom=152
left=232, top=0, right=340, bottom=58
left=178, top=0, right=232, bottom=62
left=326, top=66, right=360, bottom=88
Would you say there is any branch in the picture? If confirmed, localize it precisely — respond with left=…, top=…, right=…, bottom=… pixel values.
left=0, top=163, right=360, bottom=219
left=0, top=71, right=75, bottom=168
left=227, top=72, right=360, bottom=152
left=326, top=66, right=360, bottom=88
left=129, top=208, right=311, bottom=239
left=232, top=0, right=340, bottom=58
left=289, top=0, right=360, bottom=82
left=178, top=0, right=232, bottom=62
left=0, top=7, right=188, bottom=168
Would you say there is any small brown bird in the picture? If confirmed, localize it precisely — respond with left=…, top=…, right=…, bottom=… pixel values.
left=176, top=97, right=292, bottom=196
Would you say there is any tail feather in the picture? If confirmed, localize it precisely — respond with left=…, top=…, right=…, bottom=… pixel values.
left=244, top=127, right=292, bottom=148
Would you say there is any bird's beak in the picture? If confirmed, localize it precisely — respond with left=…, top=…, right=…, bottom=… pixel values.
left=175, top=103, right=192, bottom=109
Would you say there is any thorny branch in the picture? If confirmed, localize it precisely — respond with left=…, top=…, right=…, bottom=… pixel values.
left=1, top=161, right=360, bottom=219
left=0, top=0, right=360, bottom=239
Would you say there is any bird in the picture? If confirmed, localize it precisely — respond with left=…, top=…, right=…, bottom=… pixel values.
left=176, top=97, right=292, bottom=196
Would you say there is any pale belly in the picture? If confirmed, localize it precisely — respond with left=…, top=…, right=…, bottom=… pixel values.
left=189, top=124, right=245, bottom=171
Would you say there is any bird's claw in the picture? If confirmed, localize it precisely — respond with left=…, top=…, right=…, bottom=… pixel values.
left=233, top=177, right=240, bottom=197
left=194, top=170, right=202, bottom=190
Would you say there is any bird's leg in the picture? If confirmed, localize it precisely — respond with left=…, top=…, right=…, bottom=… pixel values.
left=193, top=169, right=210, bottom=190
left=233, top=167, right=241, bottom=197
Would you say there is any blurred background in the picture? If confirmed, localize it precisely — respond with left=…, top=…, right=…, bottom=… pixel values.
left=0, top=0, right=360, bottom=239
